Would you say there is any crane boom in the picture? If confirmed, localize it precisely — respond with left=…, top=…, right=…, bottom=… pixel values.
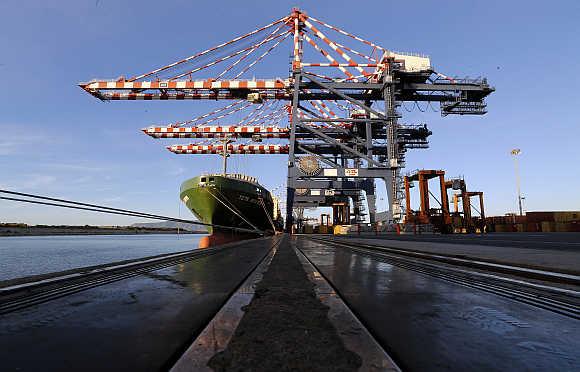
left=80, top=7, right=494, bottom=226
left=79, top=79, right=290, bottom=101
left=143, top=126, right=289, bottom=139
left=167, top=144, right=289, bottom=154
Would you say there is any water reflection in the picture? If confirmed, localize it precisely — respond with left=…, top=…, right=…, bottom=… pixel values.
left=0, top=234, right=205, bottom=281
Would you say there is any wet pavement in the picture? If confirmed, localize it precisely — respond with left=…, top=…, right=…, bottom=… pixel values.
left=328, top=235, right=580, bottom=274
left=352, top=232, right=580, bottom=251
left=0, top=237, right=276, bottom=372
left=298, top=237, right=580, bottom=371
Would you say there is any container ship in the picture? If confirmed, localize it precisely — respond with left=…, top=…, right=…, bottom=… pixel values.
left=180, top=172, right=280, bottom=248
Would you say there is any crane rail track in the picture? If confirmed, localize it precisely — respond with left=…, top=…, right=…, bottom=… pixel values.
left=0, top=245, right=235, bottom=315
left=308, top=237, right=580, bottom=320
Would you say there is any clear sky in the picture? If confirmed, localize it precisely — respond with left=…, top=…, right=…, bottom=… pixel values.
left=1, top=0, right=579, bottom=225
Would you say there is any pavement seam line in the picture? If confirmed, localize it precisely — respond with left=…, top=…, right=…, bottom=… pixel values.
left=169, top=236, right=282, bottom=372
left=294, top=240, right=401, bottom=372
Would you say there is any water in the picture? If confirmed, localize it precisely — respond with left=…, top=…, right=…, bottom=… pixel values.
left=0, top=234, right=205, bottom=282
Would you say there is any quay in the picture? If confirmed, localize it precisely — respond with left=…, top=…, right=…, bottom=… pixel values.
left=1, top=233, right=579, bottom=371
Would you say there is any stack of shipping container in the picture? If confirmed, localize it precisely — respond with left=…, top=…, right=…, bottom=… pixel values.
left=487, top=212, right=580, bottom=232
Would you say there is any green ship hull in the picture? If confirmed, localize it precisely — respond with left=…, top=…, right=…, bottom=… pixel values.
left=180, top=174, right=277, bottom=235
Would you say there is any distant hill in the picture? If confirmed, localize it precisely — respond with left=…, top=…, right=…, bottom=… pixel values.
left=131, top=221, right=207, bottom=232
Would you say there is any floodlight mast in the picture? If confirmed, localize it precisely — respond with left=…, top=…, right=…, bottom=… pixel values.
left=511, top=149, right=523, bottom=216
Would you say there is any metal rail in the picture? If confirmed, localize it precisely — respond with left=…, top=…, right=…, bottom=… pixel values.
left=323, top=238, right=580, bottom=285
left=308, top=237, right=580, bottom=320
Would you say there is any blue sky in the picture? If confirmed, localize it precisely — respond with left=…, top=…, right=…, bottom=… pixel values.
left=0, top=0, right=579, bottom=225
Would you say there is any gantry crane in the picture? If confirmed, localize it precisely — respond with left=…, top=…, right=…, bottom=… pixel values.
left=80, top=8, right=494, bottom=232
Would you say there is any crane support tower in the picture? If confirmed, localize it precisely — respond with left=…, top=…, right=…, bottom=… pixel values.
left=404, top=170, right=451, bottom=229
left=80, top=8, right=494, bottom=232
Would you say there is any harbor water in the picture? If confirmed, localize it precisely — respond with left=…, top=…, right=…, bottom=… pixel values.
left=0, top=234, right=205, bottom=282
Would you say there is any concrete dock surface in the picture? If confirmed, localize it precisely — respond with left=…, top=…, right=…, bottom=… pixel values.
left=328, top=233, right=580, bottom=274
left=0, top=238, right=276, bottom=371
left=0, top=233, right=578, bottom=371
left=297, top=236, right=580, bottom=371
left=350, top=232, right=580, bottom=250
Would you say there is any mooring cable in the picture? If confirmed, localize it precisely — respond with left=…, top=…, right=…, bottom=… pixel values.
left=205, top=188, right=259, bottom=231
left=0, top=189, right=263, bottom=235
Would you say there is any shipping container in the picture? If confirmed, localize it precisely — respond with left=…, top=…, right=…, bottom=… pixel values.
left=526, top=212, right=555, bottom=223
left=540, top=221, right=555, bottom=232
left=333, top=225, right=350, bottom=235
left=554, top=211, right=580, bottom=223
left=526, top=223, right=541, bottom=232
left=494, top=224, right=510, bottom=232
left=555, top=223, right=569, bottom=232
left=569, top=221, right=580, bottom=232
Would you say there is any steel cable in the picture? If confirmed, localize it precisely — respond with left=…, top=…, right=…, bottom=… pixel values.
left=0, top=189, right=262, bottom=234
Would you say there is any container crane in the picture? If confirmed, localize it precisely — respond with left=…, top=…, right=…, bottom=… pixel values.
left=80, top=8, right=494, bottom=231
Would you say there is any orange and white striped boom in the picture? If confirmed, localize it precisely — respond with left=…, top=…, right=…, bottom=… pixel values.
left=79, top=79, right=290, bottom=101
left=167, top=144, right=289, bottom=154
left=143, top=126, right=289, bottom=139
left=80, top=8, right=432, bottom=102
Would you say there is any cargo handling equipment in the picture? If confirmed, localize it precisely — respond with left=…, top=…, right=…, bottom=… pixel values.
left=80, top=8, right=494, bottom=233
left=404, top=169, right=486, bottom=233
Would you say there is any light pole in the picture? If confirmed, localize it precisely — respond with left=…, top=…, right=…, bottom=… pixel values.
left=510, top=149, right=523, bottom=216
